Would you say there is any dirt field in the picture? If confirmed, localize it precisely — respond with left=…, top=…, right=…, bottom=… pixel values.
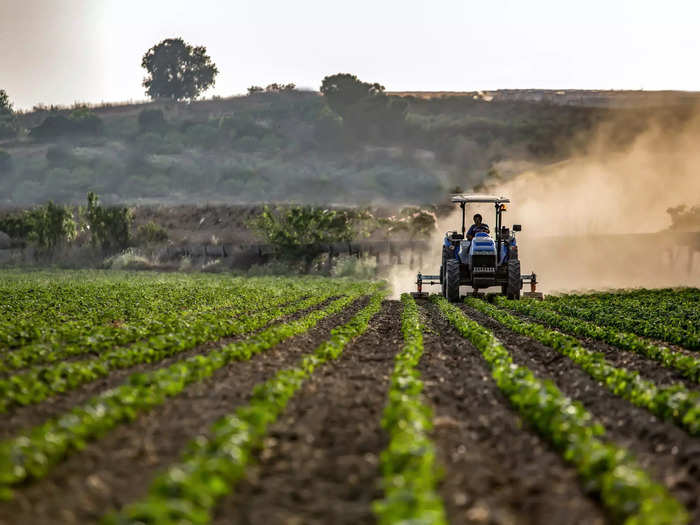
left=0, top=273, right=698, bottom=524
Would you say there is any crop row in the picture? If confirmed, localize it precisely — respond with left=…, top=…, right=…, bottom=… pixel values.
left=0, top=273, right=238, bottom=347
left=0, top=274, right=311, bottom=351
left=373, top=294, right=446, bottom=525
left=435, top=296, right=688, bottom=524
left=495, top=296, right=700, bottom=383
left=0, top=287, right=380, bottom=498
left=104, top=291, right=385, bottom=524
left=467, top=299, right=700, bottom=436
left=0, top=285, right=309, bottom=373
left=0, top=281, right=359, bottom=412
left=542, top=293, right=699, bottom=349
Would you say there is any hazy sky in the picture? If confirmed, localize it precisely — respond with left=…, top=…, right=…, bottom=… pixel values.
left=1, top=0, right=699, bottom=109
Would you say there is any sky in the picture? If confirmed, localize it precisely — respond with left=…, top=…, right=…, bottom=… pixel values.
left=1, top=0, right=699, bottom=109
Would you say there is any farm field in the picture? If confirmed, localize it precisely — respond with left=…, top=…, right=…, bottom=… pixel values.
left=0, top=271, right=699, bottom=524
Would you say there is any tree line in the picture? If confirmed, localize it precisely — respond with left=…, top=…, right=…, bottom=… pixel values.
left=0, top=36, right=405, bottom=144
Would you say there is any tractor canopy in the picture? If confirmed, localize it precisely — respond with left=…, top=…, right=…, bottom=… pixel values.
left=451, top=194, right=510, bottom=204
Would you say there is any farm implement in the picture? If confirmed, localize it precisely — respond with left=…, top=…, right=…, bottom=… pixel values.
left=414, top=194, right=542, bottom=301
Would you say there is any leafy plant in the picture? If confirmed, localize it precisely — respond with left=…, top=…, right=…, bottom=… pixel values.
left=435, top=296, right=688, bottom=524
left=496, top=296, right=700, bottom=383
left=141, top=38, right=218, bottom=101
left=251, top=205, right=367, bottom=268
left=137, top=108, right=166, bottom=133
left=134, top=221, right=168, bottom=244
left=85, top=192, right=132, bottom=252
left=27, top=202, right=77, bottom=251
left=103, top=291, right=384, bottom=524
left=468, top=298, right=700, bottom=436
left=373, top=294, right=447, bottom=524
left=0, top=276, right=376, bottom=496
left=0, top=287, right=338, bottom=412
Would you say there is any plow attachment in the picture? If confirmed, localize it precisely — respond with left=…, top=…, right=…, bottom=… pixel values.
left=412, top=272, right=543, bottom=300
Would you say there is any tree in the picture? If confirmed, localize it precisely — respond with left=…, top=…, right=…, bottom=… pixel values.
left=251, top=205, right=364, bottom=270
left=320, top=74, right=385, bottom=118
left=319, top=73, right=407, bottom=139
left=141, top=38, right=218, bottom=101
left=0, top=89, right=17, bottom=139
left=86, top=192, right=132, bottom=252
left=0, top=89, right=12, bottom=117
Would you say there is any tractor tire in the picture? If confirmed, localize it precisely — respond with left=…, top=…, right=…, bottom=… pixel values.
left=446, top=258, right=460, bottom=302
left=440, top=264, right=446, bottom=297
left=506, top=259, right=521, bottom=300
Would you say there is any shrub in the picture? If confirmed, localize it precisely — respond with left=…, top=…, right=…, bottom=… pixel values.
left=106, top=248, right=154, bottom=270
left=85, top=192, right=132, bottom=252
left=0, top=211, right=33, bottom=239
left=134, top=220, right=169, bottom=243
left=27, top=202, right=77, bottom=250
left=138, top=109, right=166, bottom=133
left=138, top=132, right=181, bottom=154
left=30, top=110, right=103, bottom=140
left=184, top=124, right=219, bottom=149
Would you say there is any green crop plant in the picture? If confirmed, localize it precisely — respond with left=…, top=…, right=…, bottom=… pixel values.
left=0, top=289, right=339, bottom=411
left=467, top=299, right=700, bottom=436
left=542, top=291, right=699, bottom=350
left=373, top=293, right=447, bottom=525
left=496, top=296, right=700, bottom=383
left=0, top=288, right=382, bottom=498
left=0, top=283, right=307, bottom=373
left=435, top=296, right=688, bottom=525
left=102, top=291, right=385, bottom=524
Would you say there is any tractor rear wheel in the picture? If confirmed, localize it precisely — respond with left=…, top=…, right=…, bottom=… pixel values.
left=506, top=259, right=521, bottom=300
left=446, top=258, right=460, bottom=302
left=440, top=264, right=446, bottom=297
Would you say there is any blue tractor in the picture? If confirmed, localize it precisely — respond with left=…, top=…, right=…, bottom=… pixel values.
left=415, top=194, right=541, bottom=302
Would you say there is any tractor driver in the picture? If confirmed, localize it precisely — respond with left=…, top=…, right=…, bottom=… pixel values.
left=467, top=213, right=490, bottom=241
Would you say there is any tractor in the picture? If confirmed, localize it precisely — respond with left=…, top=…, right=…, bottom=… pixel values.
left=415, top=194, right=541, bottom=301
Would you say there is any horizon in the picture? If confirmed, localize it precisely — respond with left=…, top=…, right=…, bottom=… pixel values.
left=2, top=0, right=700, bottom=110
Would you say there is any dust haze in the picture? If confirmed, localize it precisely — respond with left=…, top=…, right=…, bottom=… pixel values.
left=389, top=107, right=700, bottom=297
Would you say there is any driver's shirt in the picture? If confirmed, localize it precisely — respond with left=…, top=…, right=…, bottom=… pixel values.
left=467, top=223, right=490, bottom=238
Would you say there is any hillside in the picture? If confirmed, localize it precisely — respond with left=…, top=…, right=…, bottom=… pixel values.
left=0, top=89, right=696, bottom=207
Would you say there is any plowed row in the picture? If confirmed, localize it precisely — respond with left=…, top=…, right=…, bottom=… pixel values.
left=0, top=271, right=698, bottom=524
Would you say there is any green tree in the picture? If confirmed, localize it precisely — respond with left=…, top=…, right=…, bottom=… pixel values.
left=319, top=73, right=407, bottom=138
left=251, top=205, right=364, bottom=269
left=0, top=89, right=17, bottom=139
left=320, top=74, right=385, bottom=118
left=86, top=192, right=132, bottom=252
left=141, top=38, right=218, bottom=101
left=0, top=89, right=12, bottom=117
left=28, top=202, right=77, bottom=251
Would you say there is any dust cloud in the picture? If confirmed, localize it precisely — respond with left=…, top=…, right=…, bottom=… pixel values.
left=388, top=108, right=700, bottom=297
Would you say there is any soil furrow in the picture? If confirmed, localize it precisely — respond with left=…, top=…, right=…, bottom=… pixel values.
left=420, top=302, right=606, bottom=525
left=0, top=297, right=367, bottom=525
left=212, top=300, right=400, bottom=525
left=0, top=297, right=337, bottom=443
left=462, top=305, right=700, bottom=523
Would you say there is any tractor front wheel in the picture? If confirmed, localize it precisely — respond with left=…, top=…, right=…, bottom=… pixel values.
left=446, top=258, right=460, bottom=302
left=506, top=259, right=521, bottom=300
